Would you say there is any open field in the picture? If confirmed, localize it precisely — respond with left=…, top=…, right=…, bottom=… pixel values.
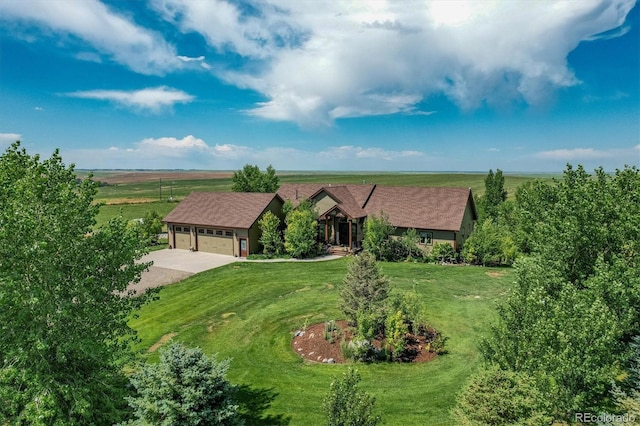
left=90, top=171, right=552, bottom=227
left=130, top=259, right=513, bottom=425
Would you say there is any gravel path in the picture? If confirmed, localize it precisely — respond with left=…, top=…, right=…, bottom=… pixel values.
left=129, top=265, right=193, bottom=294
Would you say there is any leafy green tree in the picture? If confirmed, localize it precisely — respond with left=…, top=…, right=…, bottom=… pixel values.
left=323, top=368, right=381, bottom=426
left=384, top=310, right=408, bottom=360
left=481, top=257, right=626, bottom=419
left=478, top=169, right=507, bottom=221
left=461, top=218, right=517, bottom=266
left=125, top=343, right=240, bottom=426
left=140, top=210, right=163, bottom=245
left=339, top=252, right=390, bottom=326
left=0, top=142, right=151, bottom=424
left=284, top=199, right=318, bottom=258
left=258, top=210, right=283, bottom=256
left=231, top=164, right=279, bottom=193
left=451, top=365, right=552, bottom=426
left=362, top=213, right=395, bottom=260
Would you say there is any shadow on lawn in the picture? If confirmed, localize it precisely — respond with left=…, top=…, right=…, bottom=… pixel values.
left=236, top=385, right=291, bottom=425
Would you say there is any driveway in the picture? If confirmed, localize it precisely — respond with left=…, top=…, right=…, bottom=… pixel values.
left=131, top=249, right=238, bottom=293
left=130, top=249, right=343, bottom=294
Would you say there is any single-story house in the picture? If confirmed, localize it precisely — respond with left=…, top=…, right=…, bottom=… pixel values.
left=163, top=192, right=284, bottom=256
left=276, top=183, right=477, bottom=253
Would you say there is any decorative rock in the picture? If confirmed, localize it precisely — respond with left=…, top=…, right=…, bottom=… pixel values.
left=298, top=348, right=303, bottom=351
left=308, top=351, right=314, bottom=356
left=317, top=356, right=322, bottom=361
left=322, top=358, right=328, bottom=363
left=327, top=358, right=335, bottom=364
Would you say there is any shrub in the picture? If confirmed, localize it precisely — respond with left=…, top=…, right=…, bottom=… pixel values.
left=125, top=343, right=241, bottom=425
left=431, top=242, right=457, bottom=263
left=384, top=310, right=408, bottom=360
left=363, top=213, right=395, bottom=260
left=451, top=365, right=551, bottom=426
left=323, top=368, right=381, bottom=426
left=461, top=217, right=517, bottom=266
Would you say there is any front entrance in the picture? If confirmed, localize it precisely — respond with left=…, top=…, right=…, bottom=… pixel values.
left=239, top=238, right=248, bottom=257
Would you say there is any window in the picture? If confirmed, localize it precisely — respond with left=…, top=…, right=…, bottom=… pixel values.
left=419, top=232, right=433, bottom=245
left=198, top=228, right=205, bottom=234
left=206, top=229, right=214, bottom=235
left=174, top=226, right=181, bottom=232
left=216, top=230, right=223, bottom=236
left=225, top=231, right=233, bottom=237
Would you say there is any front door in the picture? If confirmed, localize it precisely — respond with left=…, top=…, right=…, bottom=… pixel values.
left=239, top=238, right=248, bottom=257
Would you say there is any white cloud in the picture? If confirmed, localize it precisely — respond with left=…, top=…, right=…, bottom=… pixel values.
left=0, top=133, right=22, bottom=144
left=34, top=106, right=44, bottom=111
left=0, top=0, right=179, bottom=74
left=536, top=147, right=616, bottom=160
left=177, top=55, right=205, bottom=62
left=64, top=136, right=431, bottom=170
left=65, top=86, right=194, bottom=112
left=152, top=0, right=635, bottom=126
left=139, top=135, right=207, bottom=151
left=488, top=148, right=500, bottom=152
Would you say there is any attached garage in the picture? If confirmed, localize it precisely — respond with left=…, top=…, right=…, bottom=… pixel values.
left=163, top=192, right=284, bottom=257
left=196, top=228, right=234, bottom=255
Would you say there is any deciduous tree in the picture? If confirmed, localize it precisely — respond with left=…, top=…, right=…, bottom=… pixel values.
left=0, top=142, right=151, bottom=424
left=323, top=368, right=381, bottom=426
left=231, top=164, right=279, bottom=193
left=284, top=199, right=318, bottom=258
left=258, top=210, right=283, bottom=256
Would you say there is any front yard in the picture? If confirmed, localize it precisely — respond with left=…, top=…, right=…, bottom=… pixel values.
left=129, top=259, right=512, bottom=425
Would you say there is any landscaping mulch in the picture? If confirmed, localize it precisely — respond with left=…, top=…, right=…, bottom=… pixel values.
left=292, top=320, right=438, bottom=364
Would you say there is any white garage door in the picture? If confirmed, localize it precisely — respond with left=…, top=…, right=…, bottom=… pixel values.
left=197, top=228, right=233, bottom=255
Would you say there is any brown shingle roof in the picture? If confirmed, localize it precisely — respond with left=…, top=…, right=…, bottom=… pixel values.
left=363, top=186, right=475, bottom=231
left=276, top=183, right=327, bottom=206
left=320, top=186, right=367, bottom=218
left=163, top=192, right=281, bottom=229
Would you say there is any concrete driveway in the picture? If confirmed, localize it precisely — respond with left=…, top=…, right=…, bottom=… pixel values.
left=141, top=249, right=238, bottom=273
left=131, top=249, right=238, bottom=293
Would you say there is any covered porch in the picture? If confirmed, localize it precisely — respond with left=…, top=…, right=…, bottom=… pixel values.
left=318, top=207, right=364, bottom=254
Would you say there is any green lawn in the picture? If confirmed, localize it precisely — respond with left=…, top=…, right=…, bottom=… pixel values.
left=130, top=259, right=513, bottom=425
left=94, top=202, right=177, bottom=229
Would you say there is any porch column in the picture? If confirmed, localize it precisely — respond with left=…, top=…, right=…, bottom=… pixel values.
left=348, top=219, right=352, bottom=250
left=324, top=220, right=329, bottom=243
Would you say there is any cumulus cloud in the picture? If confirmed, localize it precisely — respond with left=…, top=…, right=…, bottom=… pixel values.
left=152, top=0, right=635, bottom=126
left=0, top=0, right=179, bottom=74
left=0, top=133, right=22, bottom=144
left=65, top=86, right=194, bottom=112
left=65, top=136, right=431, bottom=170
left=34, top=106, right=44, bottom=111
left=138, top=135, right=207, bottom=151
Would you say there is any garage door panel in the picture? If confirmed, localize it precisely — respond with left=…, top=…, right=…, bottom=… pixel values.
left=197, top=230, right=233, bottom=255
left=174, top=232, right=190, bottom=250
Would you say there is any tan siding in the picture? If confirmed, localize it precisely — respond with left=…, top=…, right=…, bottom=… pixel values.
left=456, top=202, right=476, bottom=250
left=312, top=191, right=339, bottom=216
left=196, top=228, right=233, bottom=255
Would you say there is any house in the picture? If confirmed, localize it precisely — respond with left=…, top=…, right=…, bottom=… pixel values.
left=277, top=183, right=477, bottom=253
left=163, top=192, right=284, bottom=256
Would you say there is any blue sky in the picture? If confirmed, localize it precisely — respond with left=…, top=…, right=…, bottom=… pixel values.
left=0, top=0, right=638, bottom=172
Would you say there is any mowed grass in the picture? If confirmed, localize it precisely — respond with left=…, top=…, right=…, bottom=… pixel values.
left=130, top=259, right=513, bottom=425
left=94, top=202, right=177, bottom=229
